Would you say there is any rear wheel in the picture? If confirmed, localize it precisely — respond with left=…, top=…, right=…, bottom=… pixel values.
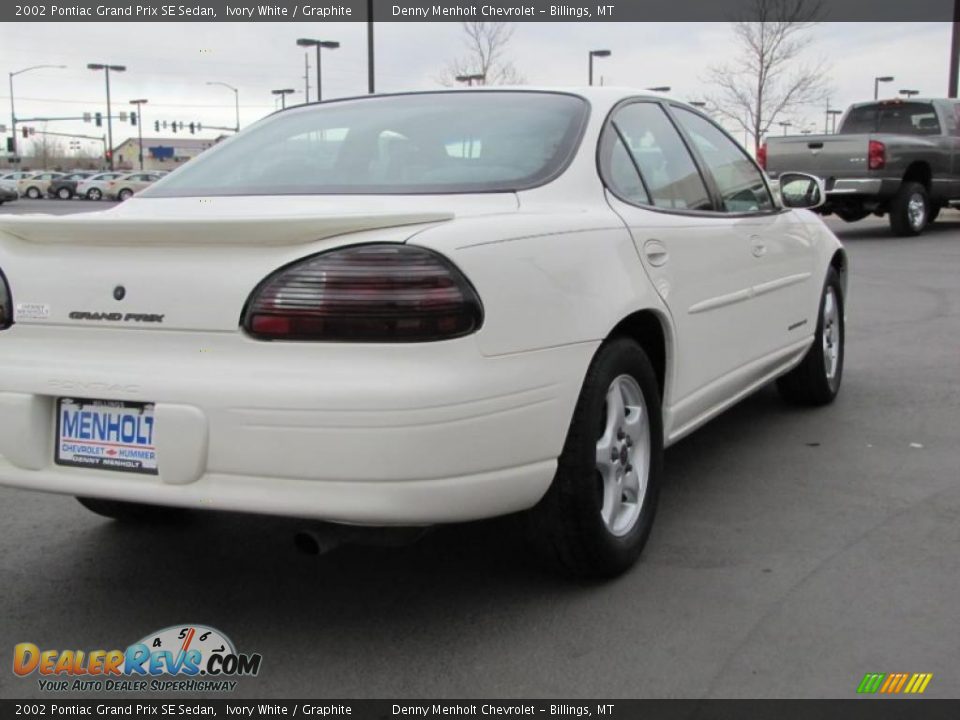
left=117, top=188, right=134, bottom=201
left=77, top=497, right=191, bottom=524
left=525, top=338, right=663, bottom=578
left=57, top=187, right=72, bottom=200
left=87, top=188, right=102, bottom=200
left=777, top=267, right=844, bottom=406
left=25, top=186, right=41, bottom=199
left=889, top=181, right=929, bottom=236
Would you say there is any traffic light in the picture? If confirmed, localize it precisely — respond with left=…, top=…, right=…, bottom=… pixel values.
left=5, top=137, right=12, bottom=152
left=189, top=122, right=195, bottom=134
left=95, top=112, right=102, bottom=127
left=171, top=122, right=177, bottom=134
left=22, top=127, right=28, bottom=139
left=154, top=121, right=160, bottom=132
left=105, top=150, right=112, bottom=162
left=130, top=112, right=137, bottom=126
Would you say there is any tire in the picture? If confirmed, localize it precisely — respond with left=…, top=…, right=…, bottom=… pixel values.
left=25, top=186, right=41, bottom=199
left=77, top=497, right=190, bottom=524
left=117, top=188, right=134, bottom=201
left=889, top=181, right=930, bottom=237
left=57, top=187, right=72, bottom=200
left=525, top=338, right=663, bottom=578
left=777, top=267, right=845, bottom=406
left=87, top=188, right=102, bottom=200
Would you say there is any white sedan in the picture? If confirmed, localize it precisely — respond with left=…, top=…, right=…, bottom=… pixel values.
left=0, top=89, right=845, bottom=576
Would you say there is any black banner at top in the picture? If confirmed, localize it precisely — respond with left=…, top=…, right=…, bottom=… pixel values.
left=3, top=0, right=957, bottom=22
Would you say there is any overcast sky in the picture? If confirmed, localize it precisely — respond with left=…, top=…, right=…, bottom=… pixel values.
left=0, top=21, right=950, bottom=153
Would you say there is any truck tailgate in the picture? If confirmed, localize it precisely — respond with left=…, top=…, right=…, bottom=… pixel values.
left=766, top=134, right=869, bottom=178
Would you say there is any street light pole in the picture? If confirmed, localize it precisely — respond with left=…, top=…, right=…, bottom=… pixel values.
left=271, top=89, right=295, bottom=109
left=455, top=74, right=485, bottom=86
left=88, top=63, right=126, bottom=170
left=899, top=89, right=919, bottom=98
left=297, top=39, right=340, bottom=102
left=367, top=0, right=375, bottom=94
left=588, top=50, right=611, bottom=86
left=129, top=99, right=147, bottom=171
left=874, top=75, right=894, bottom=100
left=206, top=82, right=240, bottom=132
left=8, top=64, right=66, bottom=164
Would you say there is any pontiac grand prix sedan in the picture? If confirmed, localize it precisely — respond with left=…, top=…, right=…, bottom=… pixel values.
left=0, top=89, right=846, bottom=577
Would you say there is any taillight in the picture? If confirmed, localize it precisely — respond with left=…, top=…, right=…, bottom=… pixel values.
left=757, top=142, right=767, bottom=170
left=868, top=140, right=886, bottom=170
left=243, top=244, right=483, bottom=342
left=0, top=269, right=12, bottom=330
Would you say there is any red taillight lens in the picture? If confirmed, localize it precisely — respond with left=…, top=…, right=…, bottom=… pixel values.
left=244, top=244, right=483, bottom=342
left=0, top=269, right=12, bottom=330
left=868, top=140, right=886, bottom=170
left=757, top=142, right=767, bottom=170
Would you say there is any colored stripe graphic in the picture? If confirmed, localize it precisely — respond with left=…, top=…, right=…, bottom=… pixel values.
left=857, top=673, right=886, bottom=693
left=857, top=672, right=932, bottom=694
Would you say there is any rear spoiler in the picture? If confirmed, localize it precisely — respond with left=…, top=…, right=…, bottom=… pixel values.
left=0, top=211, right=454, bottom=247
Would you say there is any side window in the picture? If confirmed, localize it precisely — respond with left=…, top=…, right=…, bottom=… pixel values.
left=606, top=135, right=650, bottom=205
left=673, top=107, right=775, bottom=214
left=610, top=103, right=712, bottom=212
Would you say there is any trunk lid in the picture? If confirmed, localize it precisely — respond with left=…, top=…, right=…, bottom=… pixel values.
left=0, top=193, right=517, bottom=334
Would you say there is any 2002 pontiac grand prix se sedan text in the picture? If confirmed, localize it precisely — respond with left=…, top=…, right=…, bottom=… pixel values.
left=0, top=89, right=846, bottom=577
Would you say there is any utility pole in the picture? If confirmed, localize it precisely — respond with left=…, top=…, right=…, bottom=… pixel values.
left=303, top=53, right=311, bottom=104
left=129, top=99, right=147, bottom=171
left=367, top=0, right=375, bottom=93
left=951, top=0, right=960, bottom=98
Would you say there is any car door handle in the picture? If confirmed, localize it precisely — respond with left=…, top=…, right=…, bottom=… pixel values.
left=643, top=239, right=669, bottom=267
left=750, top=236, right=767, bottom=258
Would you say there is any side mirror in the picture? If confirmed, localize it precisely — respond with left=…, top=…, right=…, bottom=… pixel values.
left=778, top=172, right=825, bottom=210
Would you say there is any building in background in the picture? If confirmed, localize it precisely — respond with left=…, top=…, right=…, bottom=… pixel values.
left=113, top=137, right=218, bottom=171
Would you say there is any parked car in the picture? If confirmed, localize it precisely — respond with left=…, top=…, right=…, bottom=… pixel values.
left=47, top=172, right=97, bottom=200
left=17, top=171, right=65, bottom=199
left=0, top=186, right=17, bottom=205
left=76, top=172, right=125, bottom=200
left=0, top=89, right=846, bottom=577
left=0, top=171, right=34, bottom=196
left=105, top=172, right=163, bottom=201
left=763, top=98, right=959, bottom=236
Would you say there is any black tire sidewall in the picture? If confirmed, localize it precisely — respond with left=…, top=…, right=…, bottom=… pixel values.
left=811, top=268, right=845, bottom=399
left=556, top=339, right=664, bottom=573
left=891, top=182, right=929, bottom=236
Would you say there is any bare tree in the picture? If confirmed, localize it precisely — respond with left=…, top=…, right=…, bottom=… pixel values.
left=704, top=0, right=830, bottom=153
left=440, top=22, right=525, bottom=86
left=28, top=134, right=66, bottom=169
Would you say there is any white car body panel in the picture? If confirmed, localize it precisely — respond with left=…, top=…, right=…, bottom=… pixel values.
left=0, top=88, right=844, bottom=524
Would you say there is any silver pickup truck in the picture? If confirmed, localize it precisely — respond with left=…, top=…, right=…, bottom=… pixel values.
left=763, top=98, right=960, bottom=236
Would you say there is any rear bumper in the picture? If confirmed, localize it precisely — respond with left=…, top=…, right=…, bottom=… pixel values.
left=0, top=327, right=594, bottom=524
left=824, top=177, right=900, bottom=200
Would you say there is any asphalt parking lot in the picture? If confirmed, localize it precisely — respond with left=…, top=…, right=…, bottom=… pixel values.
left=0, top=199, right=958, bottom=699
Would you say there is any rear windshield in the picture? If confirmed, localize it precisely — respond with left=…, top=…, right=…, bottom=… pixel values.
left=144, top=92, right=589, bottom=197
left=839, top=102, right=941, bottom=135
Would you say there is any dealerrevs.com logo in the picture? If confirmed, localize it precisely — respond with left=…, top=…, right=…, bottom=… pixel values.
left=13, top=625, right=262, bottom=693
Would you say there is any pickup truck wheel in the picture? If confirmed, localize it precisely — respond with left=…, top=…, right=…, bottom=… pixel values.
left=525, top=338, right=663, bottom=578
left=777, top=267, right=844, bottom=406
left=890, top=182, right=929, bottom=237
left=77, top=497, right=191, bottom=524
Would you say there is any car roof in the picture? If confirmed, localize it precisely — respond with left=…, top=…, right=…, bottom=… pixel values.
left=266, top=86, right=697, bottom=119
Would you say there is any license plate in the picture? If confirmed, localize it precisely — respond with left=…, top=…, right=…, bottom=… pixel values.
left=55, top=398, right=158, bottom=475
